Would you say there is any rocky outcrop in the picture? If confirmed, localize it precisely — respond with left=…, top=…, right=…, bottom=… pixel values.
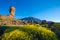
left=0, top=15, right=24, bottom=25
left=9, top=6, right=15, bottom=19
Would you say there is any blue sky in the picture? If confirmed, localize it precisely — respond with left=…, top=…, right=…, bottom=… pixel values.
left=0, top=0, right=60, bottom=22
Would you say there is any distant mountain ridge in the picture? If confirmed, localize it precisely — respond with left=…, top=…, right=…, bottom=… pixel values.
left=20, top=17, right=57, bottom=24
left=21, top=17, right=42, bottom=24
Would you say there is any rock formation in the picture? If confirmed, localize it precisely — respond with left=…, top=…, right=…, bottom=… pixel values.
left=0, top=6, right=24, bottom=25
left=9, top=6, right=15, bottom=18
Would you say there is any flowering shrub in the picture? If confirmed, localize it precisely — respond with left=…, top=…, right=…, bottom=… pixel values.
left=0, top=25, right=58, bottom=40
left=2, top=30, right=29, bottom=40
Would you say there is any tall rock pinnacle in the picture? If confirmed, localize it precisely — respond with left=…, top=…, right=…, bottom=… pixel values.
left=9, top=6, right=15, bottom=18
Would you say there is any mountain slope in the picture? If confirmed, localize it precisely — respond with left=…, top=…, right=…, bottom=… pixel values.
left=21, top=17, right=42, bottom=24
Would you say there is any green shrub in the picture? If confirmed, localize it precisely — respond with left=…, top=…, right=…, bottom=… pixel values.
left=0, top=25, right=58, bottom=40
left=2, top=30, right=29, bottom=40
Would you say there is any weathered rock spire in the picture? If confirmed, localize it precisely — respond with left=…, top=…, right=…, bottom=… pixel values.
left=9, top=6, right=15, bottom=18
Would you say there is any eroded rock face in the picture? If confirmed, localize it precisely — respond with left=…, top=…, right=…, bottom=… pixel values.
left=0, top=15, right=24, bottom=25
left=9, top=6, right=15, bottom=18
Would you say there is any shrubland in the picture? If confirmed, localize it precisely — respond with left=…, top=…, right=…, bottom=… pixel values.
left=0, top=24, right=58, bottom=40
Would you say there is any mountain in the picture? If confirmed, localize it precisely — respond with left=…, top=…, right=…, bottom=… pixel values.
left=20, top=17, right=57, bottom=24
left=21, top=17, right=42, bottom=24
